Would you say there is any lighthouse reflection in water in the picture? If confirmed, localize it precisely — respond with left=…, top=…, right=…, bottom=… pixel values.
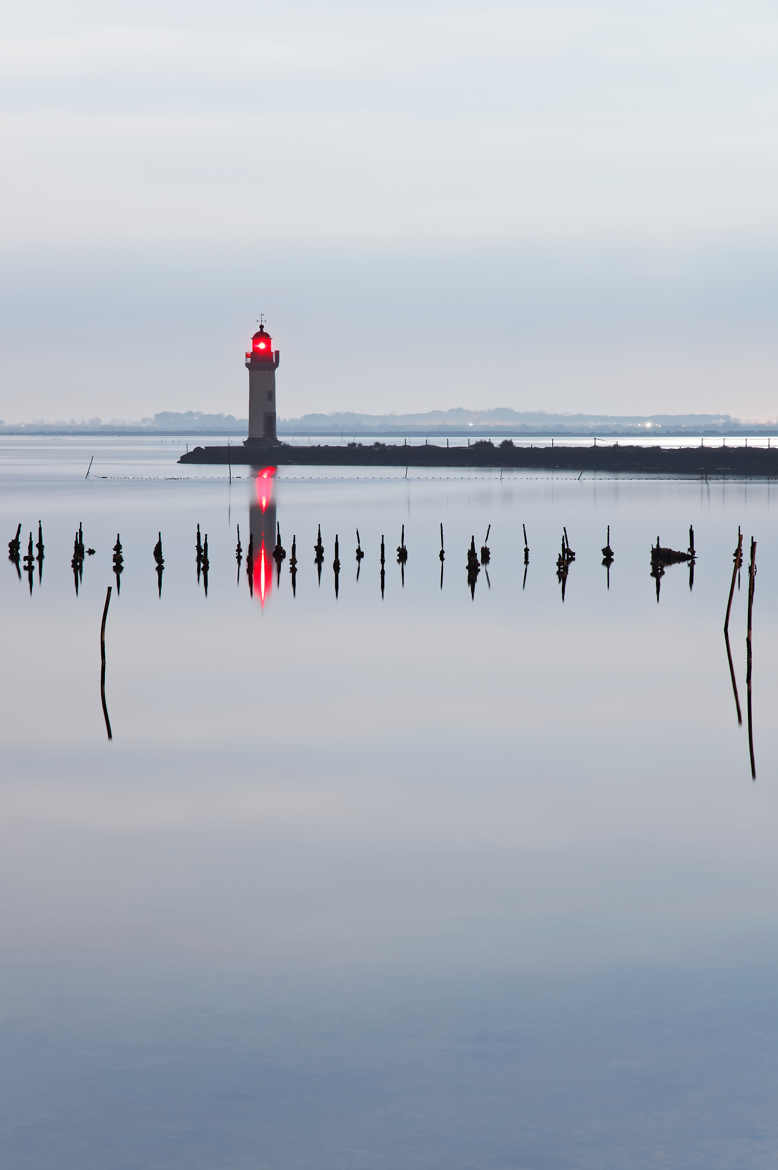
left=250, top=467, right=276, bottom=606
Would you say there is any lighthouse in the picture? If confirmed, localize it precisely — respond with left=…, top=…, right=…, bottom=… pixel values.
left=245, top=316, right=280, bottom=444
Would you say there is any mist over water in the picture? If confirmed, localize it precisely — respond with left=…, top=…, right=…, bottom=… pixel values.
left=3, top=437, right=778, bottom=1169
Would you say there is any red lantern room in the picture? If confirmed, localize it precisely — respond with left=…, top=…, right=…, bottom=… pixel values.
left=245, top=320, right=275, bottom=367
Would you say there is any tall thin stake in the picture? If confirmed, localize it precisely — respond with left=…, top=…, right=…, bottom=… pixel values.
left=746, top=537, right=757, bottom=780
left=724, top=527, right=743, bottom=633
left=100, top=585, right=113, bottom=741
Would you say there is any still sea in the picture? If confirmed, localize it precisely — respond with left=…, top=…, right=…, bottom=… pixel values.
left=2, top=436, right=778, bottom=1170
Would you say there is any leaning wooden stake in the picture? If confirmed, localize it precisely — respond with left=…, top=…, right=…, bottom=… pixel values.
left=724, top=627, right=742, bottom=726
left=724, top=527, right=743, bottom=633
left=745, top=537, right=757, bottom=780
left=100, top=585, right=112, bottom=658
left=100, top=585, right=113, bottom=740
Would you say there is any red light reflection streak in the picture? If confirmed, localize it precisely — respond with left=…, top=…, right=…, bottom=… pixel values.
left=252, top=468, right=276, bottom=607
left=253, top=539, right=271, bottom=606
left=255, top=466, right=276, bottom=513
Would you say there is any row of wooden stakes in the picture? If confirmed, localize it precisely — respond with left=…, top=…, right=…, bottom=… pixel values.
left=10, top=519, right=715, bottom=602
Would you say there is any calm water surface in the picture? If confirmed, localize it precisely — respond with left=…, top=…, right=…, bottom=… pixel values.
left=2, top=437, right=778, bottom=1169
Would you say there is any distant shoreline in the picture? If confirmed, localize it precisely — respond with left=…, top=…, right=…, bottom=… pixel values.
left=4, top=426, right=778, bottom=440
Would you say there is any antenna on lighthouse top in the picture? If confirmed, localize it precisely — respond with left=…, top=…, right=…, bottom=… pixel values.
left=258, top=312, right=266, bottom=330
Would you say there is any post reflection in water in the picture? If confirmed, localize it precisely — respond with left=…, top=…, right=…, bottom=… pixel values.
left=249, top=467, right=277, bottom=608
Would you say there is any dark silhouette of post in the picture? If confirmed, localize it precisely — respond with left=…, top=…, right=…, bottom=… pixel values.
left=746, top=537, right=757, bottom=780
left=333, top=534, right=341, bottom=598
left=601, top=525, right=614, bottom=589
left=315, top=524, right=324, bottom=585
left=112, top=534, right=124, bottom=594
left=467, top=535, right=479, bottom=599
left=289, top=534, right=298, bottom=594
left=724, top=527, right=743, bottom=633
left=35, top=521, right=44, bottom=584
left=100, top=585, right=113, bottom=740
left=480, top=524, right=491, bottom=566
left=246, top=533, right=254, bottom=596
left=273, top=522, right=286, bottom=584
left=153, top=532, right=164, bottom=597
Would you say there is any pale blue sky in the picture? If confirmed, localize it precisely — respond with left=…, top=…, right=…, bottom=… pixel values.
left=2, top=0, right=778, bottom=421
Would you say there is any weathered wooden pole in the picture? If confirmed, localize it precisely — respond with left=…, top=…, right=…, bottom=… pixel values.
left=333, top=534, right=341, bottom=597
left=112, top=534, right=123, bottom=594
left=246, top=533, right=254, bottom=596
left=724, top=528, right=743, bottom=633
left=100, top=585, right=113, bottom=740
left=100, top=585, right=112, bottom=660
left=290, top=534, right=298, bottom=595
left=724, top=627, right=743, bottom=726
left=480, top=524, right=491, bottom=565
left=746, top=537, right=757, bottom=780
left=602, top=525, right=614, bottom=561
left=396, top=524, right=407, bottom=564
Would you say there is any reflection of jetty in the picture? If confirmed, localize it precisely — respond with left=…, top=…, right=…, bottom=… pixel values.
left=179, top=440, right=778, bottom=475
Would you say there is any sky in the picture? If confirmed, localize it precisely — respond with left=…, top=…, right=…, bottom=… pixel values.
left=2, top=0, right=778, bottom=422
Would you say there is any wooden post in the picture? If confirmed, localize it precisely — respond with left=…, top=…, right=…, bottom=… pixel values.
left=100, top=585, right=112, bottom=659
left=746, top=537, right=757, bottom=779
left=724, top=628, right=743, bottom=726
left=100, top=585, right=112, bottom=741
left=724, top=529, right=743, bottom=632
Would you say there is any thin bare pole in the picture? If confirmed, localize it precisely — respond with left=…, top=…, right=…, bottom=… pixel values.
left=85, top=455, right=94, bottom=480
left=745, top=538, right=756, bottom=779
left=100, top=585, right=113, bottom=741
left=723, top=629, right=743, bottom=725
left=724, top=527, right=742, bottom=633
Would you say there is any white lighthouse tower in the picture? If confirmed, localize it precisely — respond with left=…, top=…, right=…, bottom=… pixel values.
left=245, top=315, right=280, bottom=444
